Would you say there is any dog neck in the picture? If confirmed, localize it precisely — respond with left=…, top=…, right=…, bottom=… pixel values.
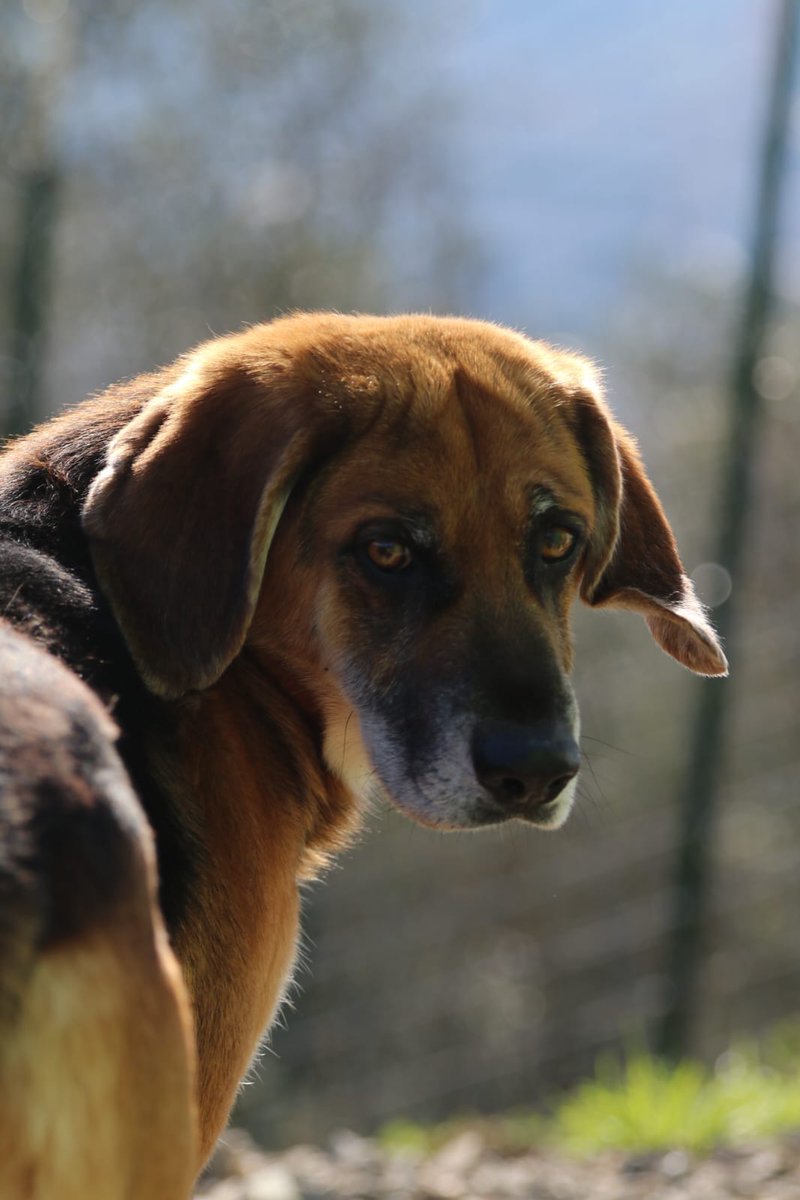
left=148, top=651, right=361, bottom=1160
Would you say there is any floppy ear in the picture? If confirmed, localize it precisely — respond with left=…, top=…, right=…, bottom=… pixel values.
left=573, top=392, right=728, bottom=677
left=83, top=346, right=354, bottom=699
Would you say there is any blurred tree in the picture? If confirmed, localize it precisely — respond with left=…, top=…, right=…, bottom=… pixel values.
left=6, top=166, right=60, bottom=435
left=659, top=0, right=799, bottom=1062
left=1, top=0, right=73, bottom=433
left=1, top=0, right=480, bottom=424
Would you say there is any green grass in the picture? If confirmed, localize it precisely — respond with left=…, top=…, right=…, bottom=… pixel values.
left=379, top=1022, right=800, bottom=1157
left=548, top=1047, right=800, bottom=1154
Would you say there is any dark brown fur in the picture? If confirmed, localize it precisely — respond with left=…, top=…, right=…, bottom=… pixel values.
left=0, top=313, right=725, bottom=1196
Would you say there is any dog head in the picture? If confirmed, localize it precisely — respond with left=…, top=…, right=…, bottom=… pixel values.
left=83, top=313, right=726, bottom=831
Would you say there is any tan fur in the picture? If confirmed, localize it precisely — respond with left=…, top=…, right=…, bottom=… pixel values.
left=155, top=673, right=308, bottom=1161
left=0, top=312, right=726, bottom=1192
left=0, top=877, right=195, bottom=1200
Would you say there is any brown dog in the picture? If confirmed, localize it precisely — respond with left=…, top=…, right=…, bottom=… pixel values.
left=0, top=313, right=725, bottom=1197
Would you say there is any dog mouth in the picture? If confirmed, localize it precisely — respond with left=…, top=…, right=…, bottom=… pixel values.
left=464, top=787, right=575, bottom=829
left=377, top=770, right=578, bottom=833
left=371, top=717, right=580, bottom=832
left=323, top=699, right=579, bottom=832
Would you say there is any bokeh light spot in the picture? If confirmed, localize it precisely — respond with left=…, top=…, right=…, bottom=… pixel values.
left=691, top=562, right=733, bottom=608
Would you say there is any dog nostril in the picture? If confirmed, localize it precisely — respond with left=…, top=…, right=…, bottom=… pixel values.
left=544, top=773, right=577, bottom=805
left=472, top=719, right=580, bottom=811
left=500, top=777, right=526, bottom=801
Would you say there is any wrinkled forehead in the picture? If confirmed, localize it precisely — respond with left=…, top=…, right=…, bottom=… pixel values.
left=312, top=351, right=598, bottom=540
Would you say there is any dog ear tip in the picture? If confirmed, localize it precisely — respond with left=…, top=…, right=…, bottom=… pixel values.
left=698, top=656, right=729, bottom=678
left=689, top=634, right=728, bottom=677
left=706, top=651, right=729, bottom=678
left=137, top=658, right=211, bottom=699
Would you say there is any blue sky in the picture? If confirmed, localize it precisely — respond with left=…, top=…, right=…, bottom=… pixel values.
left=6, top=0, right=797, bottom=414
left=432, top=0, right=798, bottom=345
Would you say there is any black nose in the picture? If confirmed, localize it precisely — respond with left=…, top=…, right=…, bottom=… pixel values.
left=471, top=719, right=580, bottom=812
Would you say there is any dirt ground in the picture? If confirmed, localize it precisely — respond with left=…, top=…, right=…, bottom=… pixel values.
left=196, top=1126, right=800, bottom=1199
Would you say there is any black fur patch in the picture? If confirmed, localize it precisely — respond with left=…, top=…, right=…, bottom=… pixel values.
left=0, top=623, right=144, bottom=1020
left=0, top=431, right=197, bottom=937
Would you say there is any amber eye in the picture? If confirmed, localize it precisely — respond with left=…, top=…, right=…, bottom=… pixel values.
left=365, top=538, right=413, bottom=572
left=540, top=526, right=577, bottom=562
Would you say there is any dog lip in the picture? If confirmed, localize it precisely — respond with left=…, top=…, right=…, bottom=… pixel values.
left=470, top=787, right=573, bottom=829
left=515, top=797, right=566, bottom=827
left=463, top=797, right=515, bottom=828
left=381, top=785, right=572, bottom=831
left=382, top=788, right=515, bottom=831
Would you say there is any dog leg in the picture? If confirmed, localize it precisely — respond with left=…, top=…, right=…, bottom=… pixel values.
left=0, top=923, right=196, bottom=1200
left=0, top=626, right=198, bottom=1200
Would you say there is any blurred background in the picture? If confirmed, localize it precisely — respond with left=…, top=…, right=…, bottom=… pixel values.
left=2, top=0, right=799, bottom=1149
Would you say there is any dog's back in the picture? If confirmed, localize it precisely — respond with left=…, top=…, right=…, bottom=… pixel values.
left=0, top=455, right=199, bottom=934
left=0, top=428, right=200, bottom=1196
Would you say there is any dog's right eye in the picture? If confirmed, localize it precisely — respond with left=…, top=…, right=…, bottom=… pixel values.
left=364, top=538, right=414, bottom=573
left=539, top=525, right=577, bottom=563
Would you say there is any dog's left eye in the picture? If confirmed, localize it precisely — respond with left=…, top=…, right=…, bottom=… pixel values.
left=540, top=526, right=577, bottom=563
left=365, top=538, right=414, bottom=572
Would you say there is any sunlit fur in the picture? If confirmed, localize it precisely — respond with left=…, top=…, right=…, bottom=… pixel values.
left=0, top=312, right=726, bottom=1194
